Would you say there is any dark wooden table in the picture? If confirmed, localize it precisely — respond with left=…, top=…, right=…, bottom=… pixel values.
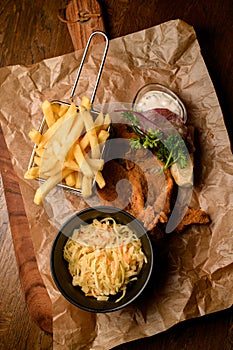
left=0, top=1, right=232, bottom=349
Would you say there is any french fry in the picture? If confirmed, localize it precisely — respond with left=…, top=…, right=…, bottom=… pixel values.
left=64, top=159, right=80, bottom=172
left=95, top=171, right=106, bottom=189
left=58, top=104, right=69, bottom=117
left=51, top=140, right=62, bottom=159
left=97, top=130, right=110, bottom=144
left=87, top=158, right=104, bottom=172
left=87, top=129, right=100, bottom=157
left=81, top=175, right=93, bottom=197
left=78, top=113, right=110, bottom=151
left=38, top=104, right=78, bottom=149
left=79, top=112, right=104, bottom=151
left=51, top=103, right=61, bottom=117
left=79, top=109, right=100, bottom=158
left=34, top=168, right=73, bottom=205
left=81, top=95, right=91, bottom=110
left=39, top=113, right=84, bottom=176
left=61, top=113, right=84, bottom=152
left=24, top=166, right=40, bottom=180
left=94, top=111, right=104, bottom=127
left=35, top=147, right=45, bottom=158
left=41, top=100, right=56, bottom=127
left=40, top=161, right=61, bottom=177
left=66, top=143, right=76, bottom=162
left=65, top=172, right=76, bottom=187
left=64, top=102, right=77, bottom=117
left=33, top=156, right=42, bottom=166
left=79, top=128, right=109, bottom=158
left=28, top=128, right=42, bottom=145
left=73, top=144, right=93, bottom=177
left=38, top=115, right=70, bottom=149
left=75, top=171, right=82, bottom=189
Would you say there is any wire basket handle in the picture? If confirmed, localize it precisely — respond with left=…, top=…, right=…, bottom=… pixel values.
left=70, top=31, right=109, bottom=105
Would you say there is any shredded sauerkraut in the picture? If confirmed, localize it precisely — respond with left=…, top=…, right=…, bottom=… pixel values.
left=63, top=217, right=147, bottom=302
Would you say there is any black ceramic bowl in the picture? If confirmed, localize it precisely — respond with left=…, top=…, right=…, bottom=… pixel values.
left=50, top=206, right=153, bottom=313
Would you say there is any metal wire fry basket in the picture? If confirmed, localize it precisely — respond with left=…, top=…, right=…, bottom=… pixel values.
left=27, top=31, right=109, bottom=197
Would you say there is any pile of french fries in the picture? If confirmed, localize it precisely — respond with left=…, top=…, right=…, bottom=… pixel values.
left=24, top=96, right=111, bottom=205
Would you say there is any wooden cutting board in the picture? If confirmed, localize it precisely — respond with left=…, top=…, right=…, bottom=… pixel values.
left=0, top=0, right=105, bottom=335
left=64, top=0, right=106, bottom=50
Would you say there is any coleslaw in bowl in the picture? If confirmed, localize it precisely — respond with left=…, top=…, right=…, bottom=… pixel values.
left=50, top=206, right=154, bottom=312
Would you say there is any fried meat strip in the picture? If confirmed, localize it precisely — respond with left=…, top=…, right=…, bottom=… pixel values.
left=97, top=159, right=133, bottom=210
left=175, top=207, right=210, bottom=233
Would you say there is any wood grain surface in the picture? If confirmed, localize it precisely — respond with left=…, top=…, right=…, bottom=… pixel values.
left=66, top=0, right=106, bottom=49
left=0, top=127, right=53, bottom=334
left=0, top=0, right=233, bottom=349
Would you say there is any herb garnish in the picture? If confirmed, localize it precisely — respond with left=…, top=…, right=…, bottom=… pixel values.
left=118, top=110, right=189, bottom=171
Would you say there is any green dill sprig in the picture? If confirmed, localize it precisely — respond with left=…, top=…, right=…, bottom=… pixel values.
left=129, top=128, right=162, bottom=149
left=157, top=134, right=188, bottom=170
left=121, top=111, right=144, bottom=136
left=120, top=110, right=188, bottom=171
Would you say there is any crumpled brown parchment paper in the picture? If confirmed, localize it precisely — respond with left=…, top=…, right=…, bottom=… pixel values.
left=0, top=19, right=233, bottom=349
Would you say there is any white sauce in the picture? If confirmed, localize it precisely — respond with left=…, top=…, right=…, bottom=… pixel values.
left=136, top=90, right=183, bottom=116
